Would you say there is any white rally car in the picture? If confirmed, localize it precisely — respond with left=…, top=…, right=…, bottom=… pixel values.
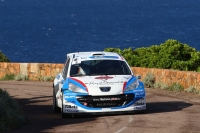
left=53, top=52, right=146, bottom=118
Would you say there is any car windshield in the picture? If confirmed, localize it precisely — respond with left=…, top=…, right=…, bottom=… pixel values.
left=70, top=60, right=131, bottom=77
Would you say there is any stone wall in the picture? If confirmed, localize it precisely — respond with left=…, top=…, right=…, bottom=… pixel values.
left=0, top=62, right=200, bottom=90
left=131, top=67, right=200, bottom=90
left=0, top=63, right=64, bottom=80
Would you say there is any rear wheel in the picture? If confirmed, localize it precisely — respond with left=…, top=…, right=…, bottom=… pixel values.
left=53, top=88, right=60, bottom=113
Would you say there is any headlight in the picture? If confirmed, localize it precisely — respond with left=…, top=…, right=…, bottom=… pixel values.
left=68, top=83, right=88, bottom=93
left=124, top=80, right=139, bottom=92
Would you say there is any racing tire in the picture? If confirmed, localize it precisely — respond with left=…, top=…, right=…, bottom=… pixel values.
left=139, top=110, right=146, bottom=114
left=135, top=109, right=146, bottom=114
left=61, top=92, right=66, bottom=118
left=53, top=88, right=60, bottom=113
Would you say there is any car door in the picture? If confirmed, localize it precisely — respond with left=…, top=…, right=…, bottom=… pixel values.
left=54, top=57, right=71, bottom=107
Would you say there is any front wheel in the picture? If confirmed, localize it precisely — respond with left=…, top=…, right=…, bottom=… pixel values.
left=61, top=92, right=66, bottom=118
left=53, top=88, right=60, bottom=113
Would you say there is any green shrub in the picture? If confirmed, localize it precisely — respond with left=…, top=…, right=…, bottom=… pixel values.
left=153, top=81, right=161, bottom=89
left=0, top=51, right=10, bottom=62
left=0, top=89, right=27, bottom=132
left=197, top=90, right=200, bottom=95
left=0, top=74, right=15, bottom=81
left=160, top=83, right=169, bottom=90
left=153, top=81, right=169, bottom=90
left=14, top=73, right=28, bottom=81
left=143, top=73, right=155, bottom=88
left=104, top=39, right=200, bottom=72
left=186, top=86, right=196, bottom=93
left=43, top=76, right=54, bottom=81
left=168, top=83, right=184, bottom=92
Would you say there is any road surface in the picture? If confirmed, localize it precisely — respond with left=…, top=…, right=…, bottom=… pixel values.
left=0, top=81, right=200, bottom=133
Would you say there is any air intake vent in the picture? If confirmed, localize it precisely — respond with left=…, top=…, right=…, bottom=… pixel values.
left=91, top=52, right=105, bottom=56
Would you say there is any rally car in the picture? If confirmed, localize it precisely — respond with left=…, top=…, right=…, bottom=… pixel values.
left=53, top=51, right=146, bottom=118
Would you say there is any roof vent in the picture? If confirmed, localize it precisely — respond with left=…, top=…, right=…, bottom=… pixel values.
left=91, top=52, right=105, bottom=56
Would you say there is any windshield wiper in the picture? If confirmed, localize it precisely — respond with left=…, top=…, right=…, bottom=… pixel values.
left=89, top=73, right=110, bottom=76
left=70, top=74, right=85, bottom=77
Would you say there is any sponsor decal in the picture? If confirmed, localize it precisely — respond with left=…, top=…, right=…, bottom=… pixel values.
left=85, top=80, right=123, bottom=85
left=110, top=97, right=121, bottom=101
left=65, top=95, right=75, bottom=98
left=66, top=109, right=79, bottom=112
left=89, top=55, right=118, bottom=59
left=65, top=105, right=78, bottom=109
left=97, top=102, right=116, bottom=106
left=93, top=99, right=100, bottom=101
left=100, top=98, right=111, bottom=101
left=133, top=89, right=144, bottom=92
left=134, top=102, right=145, bottom=106
left=89, top=55, right=103, bottom=58
left=134, top=106, right=146, bottom=110
left=65, top=93, right=76, bottom=96
left=93, top=97, right=121, bottom=101
left=135, top=92, right=145, bottom=96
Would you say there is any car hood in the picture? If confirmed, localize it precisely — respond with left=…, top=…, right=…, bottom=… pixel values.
left=71, top=75, right=133, bottom=96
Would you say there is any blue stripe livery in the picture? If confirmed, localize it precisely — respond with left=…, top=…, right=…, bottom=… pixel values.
left=62, top=78, right=87, bottom=91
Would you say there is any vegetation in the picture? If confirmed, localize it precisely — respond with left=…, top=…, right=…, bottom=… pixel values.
left=0, top=74, right=15, bottom=81
left=0, top=89, right=27, bottom=132
left=14, top=73, right=28, bottom=81
left=104, top=39, right=200, bottom=72
left=168, top=82, right=184, bottom=92
left=0, top=73, right=55, bottom=82
left=186, top=86, right=196, bottom=93
left=0, top=51, right=10, bottom=62
left=142, top=72, right=200, bottom=95
left=0, top=73, right=28, bottom=81
left=143, top=73, right=155, bottom=88
left=154, top=81, right=169, bottom=90
left=43, top=76, right=55, bottom=81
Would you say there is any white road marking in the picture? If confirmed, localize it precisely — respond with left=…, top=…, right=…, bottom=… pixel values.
left=114, top=127, right=127, bottom=133
left=114, top=115, right=133, bottom=133
left=129, top=116, right=133, bottom=123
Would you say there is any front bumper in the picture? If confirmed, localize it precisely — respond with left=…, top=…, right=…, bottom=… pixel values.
left=62, top=94, right=146, bottom=114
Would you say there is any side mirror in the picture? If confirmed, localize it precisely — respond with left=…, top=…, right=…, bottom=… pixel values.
left=136, top=75, right=141, bottom=79
left=56, top=74, right=64, bottom=84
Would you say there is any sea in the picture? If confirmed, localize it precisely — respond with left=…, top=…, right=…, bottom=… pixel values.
left=0, top=0, right=200, bottom=63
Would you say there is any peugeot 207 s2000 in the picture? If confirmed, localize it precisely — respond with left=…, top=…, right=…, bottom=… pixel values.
left=53, top=52, right=146, bottom=118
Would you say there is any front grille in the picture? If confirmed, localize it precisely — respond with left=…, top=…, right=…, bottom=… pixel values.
left=76, top=94, right=134, bottom=108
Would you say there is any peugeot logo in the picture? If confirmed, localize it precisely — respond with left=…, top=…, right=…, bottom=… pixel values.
left=100, top=87, right=111, bottom=92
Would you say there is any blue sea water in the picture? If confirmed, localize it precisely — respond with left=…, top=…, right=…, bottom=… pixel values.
left=0, top=0, right=200, bottom=63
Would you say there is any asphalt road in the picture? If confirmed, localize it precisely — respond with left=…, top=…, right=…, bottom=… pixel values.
left=0, top=81, right=200, bottom=133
